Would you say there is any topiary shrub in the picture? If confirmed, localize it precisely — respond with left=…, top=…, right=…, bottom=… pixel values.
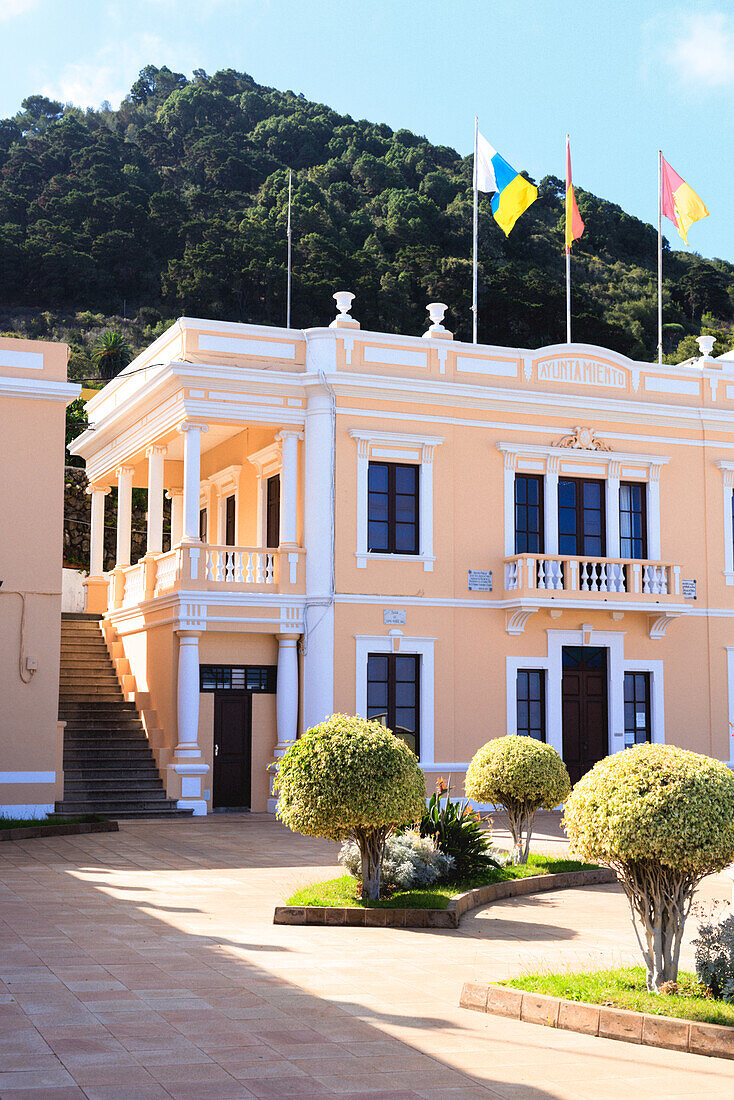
left=563, top=743, right=734, bottom=992
left=339, top=831, right=454, bottom=891
left=275, top=714, right=426, bottom=900
left=465, top=736, right=571, bottom=863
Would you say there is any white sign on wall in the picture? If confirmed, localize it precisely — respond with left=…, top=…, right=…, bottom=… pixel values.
left=681, top=579, right=697, bottom=600
left=468, top=570, right=492, bottom=592
left=383, top=609, right=406, bottom=625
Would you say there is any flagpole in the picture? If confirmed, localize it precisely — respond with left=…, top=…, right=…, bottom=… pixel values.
left=472, top=115, right=478, bottom=344
left=565, top=134, right=571, bottom=343
left=286, top=168, right=292, bottom=329
left=657, top=150, right=663, bottom=364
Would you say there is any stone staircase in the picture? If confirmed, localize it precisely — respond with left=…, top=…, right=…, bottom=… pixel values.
left=57, top=613, right=191, bottom=818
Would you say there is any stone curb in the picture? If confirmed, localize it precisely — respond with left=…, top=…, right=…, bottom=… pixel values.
left=459, top=981, right=734, bottom=1060
left=273, top=867, right=616, bottom=927
left=0, top=820, right=119, bottom=842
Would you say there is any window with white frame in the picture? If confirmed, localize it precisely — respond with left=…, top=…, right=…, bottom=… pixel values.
left=355, top=634, right=435, bottom=762
left=499, top=443, right=668, bottom=563
left=349, top=429, right=443, bottom=571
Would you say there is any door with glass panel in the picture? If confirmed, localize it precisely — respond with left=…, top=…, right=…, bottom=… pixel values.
left=558, top=478, right=605, bottom=556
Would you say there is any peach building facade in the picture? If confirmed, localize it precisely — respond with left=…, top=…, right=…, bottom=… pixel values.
left=0, top=336, right=78, bottom=817
left=69, top=300, right=734, bottom=814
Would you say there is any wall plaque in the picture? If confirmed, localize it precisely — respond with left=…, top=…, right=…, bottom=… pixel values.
left=468, top=570, right=492, bottom=592
left=383, top=609, right=406, bottom=625
left=681, top=579, right=697, bottom=600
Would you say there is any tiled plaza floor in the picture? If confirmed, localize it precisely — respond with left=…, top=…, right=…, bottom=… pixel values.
left=0, top=813, right=733, bottom=1099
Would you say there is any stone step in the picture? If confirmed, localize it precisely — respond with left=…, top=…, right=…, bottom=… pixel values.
left=64, top=765, right=158, bottom=780
left=54, top=800, right=188, bottom=816
left=59, top=691, right=124, bottom=701
left=64, top=752, right=157, bottom=766
left=64, top=743, right=154, bottom=752
left=64, top=778, right=164, bottom=792
left=62, top=721, right=145, bottom=732
left=55, top=805, right=193, bottom=819
left=60, top=702, right=138, bottom=713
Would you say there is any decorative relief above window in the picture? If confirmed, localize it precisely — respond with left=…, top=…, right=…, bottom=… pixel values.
left=555, top=426, right=611, bottom=451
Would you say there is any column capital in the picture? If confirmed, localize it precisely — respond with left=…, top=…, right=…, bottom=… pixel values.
left=166, top=486, right=184, bottom=500
left=277, top=633, right=301, bottom=644
left=176, top=628, right=203, bottom=639
left=275, top=429, right=304, bottom=443
left=146, top=444, right=168, bottom=459
left=86, top=483, right=111, bottom=496
left=177, top=420, right=210, bottom=435
left=115, top=465, right=134, bottom=479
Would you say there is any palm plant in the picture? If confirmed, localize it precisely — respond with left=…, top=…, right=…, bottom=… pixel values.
left=92, top=330, right=133, bottom=380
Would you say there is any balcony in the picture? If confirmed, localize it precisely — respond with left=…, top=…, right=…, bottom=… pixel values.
left=504, top=554, right=682, bottom=601
left=107, top=544, right=305, bottom=611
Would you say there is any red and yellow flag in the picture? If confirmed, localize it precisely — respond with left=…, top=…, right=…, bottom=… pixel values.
left=661, top=155, right=708, bottom=245
left=565, top=135, right=585, bottom=253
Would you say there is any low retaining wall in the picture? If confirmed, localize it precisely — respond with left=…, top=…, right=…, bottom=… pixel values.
left=273, top=867, right=616, bottom=927
left=0, top=820, right=119, bottom=842
left=460, top=981, right=734, bottom=1060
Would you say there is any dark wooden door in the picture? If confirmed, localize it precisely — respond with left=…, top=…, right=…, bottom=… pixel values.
left=266, top=474, right=280, bottom=547
left=225, top=495, right=236, bottom=546
left=213, top=693, right=251, bottom=808
left=562, top=647, right=608, bottom=785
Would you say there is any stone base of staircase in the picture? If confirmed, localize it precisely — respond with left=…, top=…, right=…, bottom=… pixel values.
left=58, top=614, right=192, bottom=819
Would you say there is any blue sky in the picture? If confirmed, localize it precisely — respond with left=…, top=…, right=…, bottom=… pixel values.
left=1, top=0, right=732, bottom=261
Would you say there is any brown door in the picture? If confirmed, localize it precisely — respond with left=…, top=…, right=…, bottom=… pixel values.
left=225, top=495, right=236, bottom=546
left=213, top=693, right=251, bottom=808
left=266, top=474, right=280, bottom=547
left=562, top=647, right=608, bottom=785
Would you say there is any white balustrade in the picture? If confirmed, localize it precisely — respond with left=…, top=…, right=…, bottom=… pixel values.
left=122, top=562, right=145, bottom=607
left=204, top=547, right=276, bottom=586
left=154, top=549, right=180, bottom=594
left=504, top=554, right=673, bottom=600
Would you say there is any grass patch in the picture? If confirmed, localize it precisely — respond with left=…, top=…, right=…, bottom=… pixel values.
left=287, top=854, right=597, bottom=910
left=0, top=814, right=106, bottom=830
left=502, top=966, right=734, bottom=1028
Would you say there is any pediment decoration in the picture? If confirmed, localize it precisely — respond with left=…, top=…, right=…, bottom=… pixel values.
left=555, top=427, right=611, bottom=452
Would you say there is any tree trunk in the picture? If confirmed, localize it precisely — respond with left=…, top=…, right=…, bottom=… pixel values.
left=616, top=861, right=696, bottom=992
left=506, top=802, right=532, bottom=864
left=354, top=827, right=387, bottom=902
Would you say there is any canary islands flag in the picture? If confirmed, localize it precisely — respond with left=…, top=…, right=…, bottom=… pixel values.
left=475, top=130, right=537, bottom=236
left=661, top=155, right=709, bottom=246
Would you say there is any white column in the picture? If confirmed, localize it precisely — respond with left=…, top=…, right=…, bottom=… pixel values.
left=277, top=635, right=299, bottom=745
left=419, top=443, right=436, bottom=571
left=276, top=430, right=303, bottom=546
left=178, top=421, right=208, bottom=542
left=115, top=466, right=134, bottom=568
left=503, top=457, right=515, bottom=558
left=268, top=633, right=301, bottom=812
left=606, top=462, right=621, bottom=558
left=303, top=390, right=334, bottom=729
left=87, top=484, right=109, bottom=577
left=166, top=488, right=183, bottom=547
left=171, top=629, right=208, bottom=815
left=545, top=458, right=560, bottom=556
left=146, top=445, right=167, bottom=554
left=648, top=466, right=662, bottom=560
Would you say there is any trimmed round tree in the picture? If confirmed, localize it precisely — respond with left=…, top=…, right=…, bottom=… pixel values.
left=274, top=714, right=426, bottom=901
left=563, top=743, right=734, bottom=992
left=465, top=735, right=571, bottom=863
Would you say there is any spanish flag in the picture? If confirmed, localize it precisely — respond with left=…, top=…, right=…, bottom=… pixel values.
left=661, top=155, right=709, bottom=245
left=475, top=130, right=537, bottom=236
left=565, top=135, right=584, bottom=252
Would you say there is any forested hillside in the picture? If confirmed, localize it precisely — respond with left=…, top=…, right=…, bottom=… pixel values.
left=1, top=63, right=733, bottom=369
